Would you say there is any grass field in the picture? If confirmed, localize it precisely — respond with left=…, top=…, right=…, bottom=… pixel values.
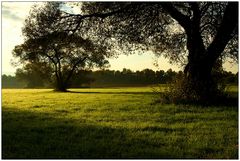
left=2, top=87, right=238, bottom=159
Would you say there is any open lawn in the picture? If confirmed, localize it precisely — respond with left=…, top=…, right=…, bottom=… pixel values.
left=2, top=87, right=238, bottom=159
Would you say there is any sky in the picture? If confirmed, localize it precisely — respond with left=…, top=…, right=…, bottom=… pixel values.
left=1, top=2, right=238, bottom=76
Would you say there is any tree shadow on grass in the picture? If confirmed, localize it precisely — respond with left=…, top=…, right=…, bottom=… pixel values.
left=2, top=109, right=176, bottom=159
left=67, top=91, right=155, bottom=95
left=41, top=89, right=155, bottom=95
left=2, top=108, right=237, bottom=159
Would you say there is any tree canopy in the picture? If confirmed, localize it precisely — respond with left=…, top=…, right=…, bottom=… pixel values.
left=13, top=2, right=112, bottom=91
left=59, top=2, right=238, bottom=64
left=58, top=2, right=238, bottom=102
left=12, top=2, right=238, bottom=102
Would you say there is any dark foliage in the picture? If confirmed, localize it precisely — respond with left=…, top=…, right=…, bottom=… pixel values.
left=12, top=2, right=111, bottom=92
left=60, top=2, right=238, bottom=102
left=2, top=75, right=25, bottom=88
left=2, top=69, right=237, bottom=89
left=155, top=76, right=238, bottom=106
left=11, top=2, right=238, bottom=99
left=15, top=62, right=52, bottom=88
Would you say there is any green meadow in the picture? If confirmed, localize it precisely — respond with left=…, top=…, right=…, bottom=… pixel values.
left=2, top=87, right=238, bottom=159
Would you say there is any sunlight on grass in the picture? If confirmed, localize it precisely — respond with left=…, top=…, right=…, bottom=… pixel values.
left=2, top=87, right=238, bottom=159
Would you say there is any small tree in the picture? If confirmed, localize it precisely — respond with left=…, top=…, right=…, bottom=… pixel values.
left=12, top=2, right=111, bottom=91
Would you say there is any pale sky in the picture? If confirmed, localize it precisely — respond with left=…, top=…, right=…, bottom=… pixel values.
left=1, top=2, right=238, bottom=75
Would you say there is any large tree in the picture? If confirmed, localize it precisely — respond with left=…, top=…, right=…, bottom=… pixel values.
left=59, top=2, right=238, bottom=102
left=13, top=2, right=111, bottom=91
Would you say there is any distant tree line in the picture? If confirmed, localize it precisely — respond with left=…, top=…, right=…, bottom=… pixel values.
left=90, top=68, right=181, bottom=87
left=2, top=75, right=25, bottom=88
left=2, top=68, right=238, bottom=88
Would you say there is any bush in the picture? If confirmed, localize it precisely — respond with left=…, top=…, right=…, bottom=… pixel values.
left=153, top=76, right=235, bottom=106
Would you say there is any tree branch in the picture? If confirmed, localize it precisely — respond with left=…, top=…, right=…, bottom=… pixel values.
left=161, top=2, right=191, bottom=31
left=207, top=2, right=238, bottom=63
left=64, top=57, right=88, bottom=85
left=66, top=3, right=131, bottom=34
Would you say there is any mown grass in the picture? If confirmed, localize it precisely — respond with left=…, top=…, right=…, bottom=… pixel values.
left=2, top=87, right=238, bottom=159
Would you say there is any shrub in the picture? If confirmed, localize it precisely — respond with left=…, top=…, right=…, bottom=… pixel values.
left=153, top=76, right=235, bottom=106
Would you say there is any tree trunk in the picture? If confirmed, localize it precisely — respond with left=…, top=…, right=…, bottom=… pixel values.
left=54, top=70, right=68, bottom=92
left=184, top=57, right=218, bottom=102
left=55, top=80, right=67, bottom=92
left=183, top=24, right=220, bottom=102
left=182, top=2, right=237, bottom=103
left=181, top=7, right=216, bottom=102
